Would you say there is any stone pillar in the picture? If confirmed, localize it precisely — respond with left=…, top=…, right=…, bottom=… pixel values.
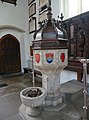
left=42, top=72, right=61, bottom=106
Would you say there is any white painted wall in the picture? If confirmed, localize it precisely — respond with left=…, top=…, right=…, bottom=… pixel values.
left=0, top=0, right=27, bottom=30
left=60, top=70, right=77, bottom=84
left=0, top=0, right=29, bottom=72
left=51, top=0, right=60, bottom=19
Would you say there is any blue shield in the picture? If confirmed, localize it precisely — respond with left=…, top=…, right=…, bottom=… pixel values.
left=46, top=53, right=54, bottom=63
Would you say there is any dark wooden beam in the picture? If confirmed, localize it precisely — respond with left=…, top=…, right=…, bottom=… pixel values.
left=1, top=0, right=17, bottom=6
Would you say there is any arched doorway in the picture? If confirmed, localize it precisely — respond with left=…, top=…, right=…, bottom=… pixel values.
left=0, top=34, right=21, bottom=74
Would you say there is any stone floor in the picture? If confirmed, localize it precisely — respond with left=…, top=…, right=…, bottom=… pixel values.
left=0, top=73, right=42, bottom=120
left=0, top=73, right=89, bottom=120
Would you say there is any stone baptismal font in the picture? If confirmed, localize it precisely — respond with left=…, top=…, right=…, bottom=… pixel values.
left=19, top=1, right=89, bottom=120
left=19, top=2, right=68, bottom=119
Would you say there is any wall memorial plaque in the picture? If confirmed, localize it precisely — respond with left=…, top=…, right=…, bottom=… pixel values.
left=29, top=3, right=36, bottom=18
left=28, top=0, right=35, bottom=6
left=29, top=17, right=36, bottom=34
left=39, top=11, right=47, bottom=22
left=39, top=0, right=48, bottom=8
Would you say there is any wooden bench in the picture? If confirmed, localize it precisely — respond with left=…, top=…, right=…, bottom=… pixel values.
left=23, top=68, right=42, bottom=77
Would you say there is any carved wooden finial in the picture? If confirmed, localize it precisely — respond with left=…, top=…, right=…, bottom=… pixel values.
left=47, top=0, right=52, bottom=20
left=48, top=0, right=51, bottom=6
left=60, top=13, right=64, bottom=21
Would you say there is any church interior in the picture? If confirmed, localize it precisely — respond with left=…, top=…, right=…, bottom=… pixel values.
left=0, top=0, right=89, bottom=120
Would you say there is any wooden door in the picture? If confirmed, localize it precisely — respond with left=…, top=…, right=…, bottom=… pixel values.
left=0, top=34, right=21, bottom=74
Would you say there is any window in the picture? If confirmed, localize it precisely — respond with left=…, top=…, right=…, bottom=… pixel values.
left=68, top=0, right=82, bottom=18
left=82, top=0, right=89, bottom=13
left=61, top=0, right=89, bottom=19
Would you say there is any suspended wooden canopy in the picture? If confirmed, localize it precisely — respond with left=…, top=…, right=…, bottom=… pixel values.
left=32, top=4, right=68, bottom=50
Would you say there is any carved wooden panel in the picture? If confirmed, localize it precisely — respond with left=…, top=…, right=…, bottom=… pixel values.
left=63, top=11, right=89, bottom=81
